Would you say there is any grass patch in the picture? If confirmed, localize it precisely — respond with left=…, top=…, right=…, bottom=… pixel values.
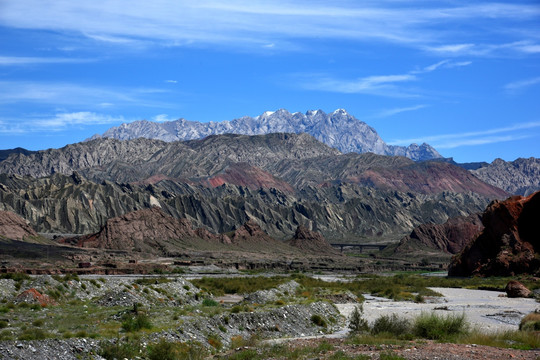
left=458, top=329, right=540, bottom=350
left=371, top=314, right=411, bottom=338
left=190, top=276, right=287, bottom=296
left=413, top=312, right=468, bottom=340
left=121, top=313, right=152, bottom=332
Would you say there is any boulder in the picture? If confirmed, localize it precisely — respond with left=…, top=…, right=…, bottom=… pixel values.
left=505, top=280, right=531, bottom=298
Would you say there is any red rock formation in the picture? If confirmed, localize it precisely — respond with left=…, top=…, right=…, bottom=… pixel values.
left=205, top=163, right=295, bottom=194
left=229, top=219, right=276, bottom=244
left=16, top=288, right=57, bottom=306
left=61, top=207, right=227, bottom=253
left=287, top=226, right=338, bottom=255
left=394, top=213, right=484, bottom=254
left=449, top=191, right=540, bottom=276
left=0, top=210, right=38, bottom=240
left=348, top=162, right=508, bottom=198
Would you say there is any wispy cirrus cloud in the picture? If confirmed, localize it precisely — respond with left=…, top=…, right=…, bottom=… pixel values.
left=298, top=59, right=470, bottom=96
left=425, top=41, right=540, bottom=57
left=0, top=1, right=538, bottom=53
left=0, top=81, right=170, bottom=108
left=504, top=76, right=540, bottom=93
left=0, top=112, right=127, bottom=133
left=34, top=112, right=126, bottom=129
left=0, top=56, right=94, bottom=66
left=374, top=104, right=428, bottom=118
left=389, top=121, right=540, bottom=149
left=299, top=73, right=418, bottom=97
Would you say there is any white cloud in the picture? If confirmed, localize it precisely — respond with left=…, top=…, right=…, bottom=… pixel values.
left=300, top=58, right=471, bottom=96
left=0, top=81, right=170, bottom=108
left=504, top=76, right=540, bottom=93
left=0, top=112, right=127, bottom=133
left=34, top=112, right=126, bottom=129
left=0, top=1, right=538, bottom=53
left=375, top=104, right=428, bottom=118
left=165, top=80, right=178, bottom=84
left=426, top=44, right=475, bottom=55
left=152, top=114, right=173, bottom=122
left=0, top=56, right=93, bottom=66
left=300, top=73, right=417, bottom=97
left=435, top=135, right=532, bottom=149
left=389, top=121, right=540, bottom=148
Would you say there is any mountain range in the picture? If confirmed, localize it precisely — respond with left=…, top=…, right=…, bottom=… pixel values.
left=89, top=109, right=442, bottom=161
left=0, top=133, right=502, bottom=242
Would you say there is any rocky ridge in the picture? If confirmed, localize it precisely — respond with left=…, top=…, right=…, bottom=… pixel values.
left=0, top=135, right=507, bottom=199
left=393, top=213, right=484, bottom=255
left=287, top=225, right=339, bottom=255
left=0, top=171, right=493, bottom=242
left=0, top=210, right=39, bottom=241
left=90, top=108, right=442, bottom=161
left=449, top=191, right=540, bottom=276
left=471, top=157, right=540, bottom=195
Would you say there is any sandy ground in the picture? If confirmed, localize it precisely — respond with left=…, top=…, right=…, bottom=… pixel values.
left=336, top=287, right=540, bottom=333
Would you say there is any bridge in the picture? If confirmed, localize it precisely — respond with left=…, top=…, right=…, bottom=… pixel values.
left=330, top=243, right=389, bottom=253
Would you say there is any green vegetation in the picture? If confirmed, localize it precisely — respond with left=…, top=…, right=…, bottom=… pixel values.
left=191, top=276, right=286, bottom=296
left=371, top=314, right=411, bottom=338
left=348, top=304, right=369, bottom=334
left=311, top=314, right=327, bottom=327
left=134, top=277, right=172, bottom=285
left=202, top=298, right=219, bottom=307
left=99, top=337, right=143, bottom=360
left=146, top=338, right=207, bottom=360
left=121, top=312, right=153, bottom=332
left=412, top=312, right=468, bottom=340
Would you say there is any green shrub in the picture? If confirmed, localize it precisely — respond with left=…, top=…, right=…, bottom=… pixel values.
left=146, top=338, right=180, bottom=360
left=99, top=337, right=142, bottom=360
left=121, top=313, right=152, bottom=332
left=519, top=311, right=540, bottom=331
left=231, top=305, right=242, bottom=313
left=379, top=352, right=407, bottom=360
left=348, top=304, right=369, bottom=333
left=18, top=328, right=50, bottom=340
left=0, top=273, right=30, bottom=282
left=32, top=319, right=45, bottom=327
left=0, top=320, right=8, bottom=329
left=202, top=298, right=219, bottom=307
left=371, top=314, right=411, bottom=337
left=311, top=314, right=327, bottom=327
left=207, top=333, right=222, bottom=349
left=413, top=312, right=468, bottom=340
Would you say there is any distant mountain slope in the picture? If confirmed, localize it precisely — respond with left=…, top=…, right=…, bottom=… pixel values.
left=0, top=135, right=506, bottom=198
left=0, top=172, right=491, bottom=241
left=89, top=109, right=442, bottom=161
left=470, top=157, right=540, bottom=195
left=0, top=148, right=36, bottom=162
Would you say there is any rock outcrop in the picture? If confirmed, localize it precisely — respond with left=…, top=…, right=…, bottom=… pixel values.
left=287, top=226, right=338, bottom=255
left=0, top=210, right=38, bottom=240
left=449, top=191, right=540, bottom=276
left=471, top=157, right=540, bottom=196
left=61, top=207, right=224, bottom=254
left=394, top=213, right=483, bottom=254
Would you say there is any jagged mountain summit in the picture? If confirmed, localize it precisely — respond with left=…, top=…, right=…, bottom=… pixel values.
left=89, top=109, right=442, bottom=161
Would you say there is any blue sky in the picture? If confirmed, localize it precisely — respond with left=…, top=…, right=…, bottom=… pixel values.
left=0, top=1, right=539, bottom=163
